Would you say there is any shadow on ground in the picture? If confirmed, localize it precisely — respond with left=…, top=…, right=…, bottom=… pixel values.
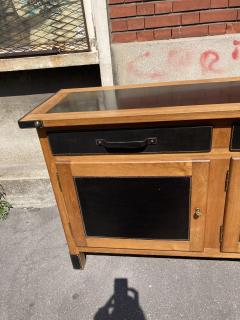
left=94, top=278, right=146, bottom=320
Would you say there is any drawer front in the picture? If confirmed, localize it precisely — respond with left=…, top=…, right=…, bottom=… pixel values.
left=48, top=125, right=212, bottom=155
left=230, top=124, right=240, bottom=151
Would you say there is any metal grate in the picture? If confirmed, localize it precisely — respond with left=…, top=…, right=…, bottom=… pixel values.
left=0, top=0, right=89, bottom=58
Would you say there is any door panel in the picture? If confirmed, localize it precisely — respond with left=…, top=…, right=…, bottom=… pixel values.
left=222, top=158, right=240, bottom=253
left=56, top=158, right=210, bottom=252
left=75, top=176, right=191, bottom=240
left=189, top=161, right=210, bottom=252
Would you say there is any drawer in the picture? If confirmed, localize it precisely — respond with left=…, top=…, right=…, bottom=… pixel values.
left=230, top=123, right=240, bottom=151
left=48, top=125, right=212, bottom=155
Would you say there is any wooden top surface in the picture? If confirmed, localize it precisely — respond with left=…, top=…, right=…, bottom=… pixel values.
left=19, top=77, right=240, bottom=128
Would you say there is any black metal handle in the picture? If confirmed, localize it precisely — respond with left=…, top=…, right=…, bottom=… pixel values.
left=96, top=137, right=157, bottom=150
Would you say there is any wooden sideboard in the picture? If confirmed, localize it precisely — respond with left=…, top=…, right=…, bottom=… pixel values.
left=19, top=77, right=240, bottom=269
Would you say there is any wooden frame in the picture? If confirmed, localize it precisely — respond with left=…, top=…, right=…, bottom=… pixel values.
left=17, top=76, right=240, bottom=268
left=19, top=76, right=240, bottom=128
left=56, top=158, right=209, bottom=253
left=222, top=158, right=240, bottom=253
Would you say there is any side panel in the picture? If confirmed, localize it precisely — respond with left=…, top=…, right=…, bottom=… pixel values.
left=222, top=158, right=240, bottom=253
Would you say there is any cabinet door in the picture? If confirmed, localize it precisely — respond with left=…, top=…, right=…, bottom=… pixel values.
left=56, top=158, right=209, bottom=252
left=222, top=158, right=240, bottom=253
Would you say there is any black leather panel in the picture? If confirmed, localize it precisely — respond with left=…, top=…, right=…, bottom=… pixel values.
left=48, top=81, right=240, bottom=113
left=230, top=124, right=240, bottom=151
left=75, top=177, right=190, bottom=240
left=48, top=125, right=212, bottom=155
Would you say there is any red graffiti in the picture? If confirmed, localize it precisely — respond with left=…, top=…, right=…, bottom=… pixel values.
left=232, top=48, right=238, bottom=60
left=200, top=50, right=220, bottom=73
left=233, top=40, right=240, bottom=45
left=232, top=40, right=240, bottom=60
left=127, top=51, right=164, bottom=80
left=128, top=44, right=237, bottom=81
left=167, top=49, right=192, bottom=67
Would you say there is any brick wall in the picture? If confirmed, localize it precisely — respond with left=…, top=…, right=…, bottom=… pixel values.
left=108, top=0, right=240, bottom=43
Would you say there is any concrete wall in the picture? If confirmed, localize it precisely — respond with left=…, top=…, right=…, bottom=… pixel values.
left=91, top=0, right=114, bottom=85
left=112, top=34, right=240, bottom=84
left=0, top=65, right=101, bottom=208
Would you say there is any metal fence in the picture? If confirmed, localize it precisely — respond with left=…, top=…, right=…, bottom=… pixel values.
left=0, top=0, right=89, bottom=58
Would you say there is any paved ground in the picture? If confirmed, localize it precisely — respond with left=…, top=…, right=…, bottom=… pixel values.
left=1, top=207, right=240, bottom=320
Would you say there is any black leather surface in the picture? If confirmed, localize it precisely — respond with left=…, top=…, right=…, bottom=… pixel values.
left=230, top=124, right=240, bottom=151
left=48, top=125, right=212, bottom=155
left=48, top=81, right=240, bottom=113
left=75, top=177, right=190, bottom=240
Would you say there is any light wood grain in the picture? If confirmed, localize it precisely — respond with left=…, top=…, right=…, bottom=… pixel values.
left=37, top=129, right=79, bottom=254
left=85, top=237, right=190, bottom=251
left=21, top=102, right=240, bottom=127
left=78, top=246, right=240, bottom=259
left=204, top=159, right=230, bottom=249
left=56, top=158, right=210, bottom=252
left=55, top=150, right=239, bottom=163
left=56, top=163, right=87, bottom=246
left=189, top=161, right=210, bottom=251
left=212, top=126, right=231, bottom=149
left=222, top=158, right=240, bottom=253
left=70, top=160, right=192, bottom=177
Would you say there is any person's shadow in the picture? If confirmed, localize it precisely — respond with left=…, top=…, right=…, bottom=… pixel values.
left=94, top=278, right=146, bottom=320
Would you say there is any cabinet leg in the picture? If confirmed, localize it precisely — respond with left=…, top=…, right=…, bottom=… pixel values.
left=70, top=253, right=86, bottom=270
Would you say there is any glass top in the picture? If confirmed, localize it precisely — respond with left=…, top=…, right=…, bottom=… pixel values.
left=48, top=81, right=240, bottom=114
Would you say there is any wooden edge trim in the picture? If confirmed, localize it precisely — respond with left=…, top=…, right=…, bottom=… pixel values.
left=38, top=106, right=240, bottom=127
left=56, top=162, right=87, bottom=246
left=70, top=161, right=192, bottom=177
left=78, top=246, right=240, bottom=259
left=24, top=102, right=240, bottom=121
left=60, top=76, right=240, bottom=94
left=85, top=237, right=190, bottom=251
left=54, top=152, right=237, bottom=164
left=19, top=91, right=67, bottom=124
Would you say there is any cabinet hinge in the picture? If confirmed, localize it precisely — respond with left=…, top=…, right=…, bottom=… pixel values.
left=225, top=170, right=230, bottom=192
left=56, top=173, right=62, bottom=192
left=220, top=225, right=224, bottom=243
